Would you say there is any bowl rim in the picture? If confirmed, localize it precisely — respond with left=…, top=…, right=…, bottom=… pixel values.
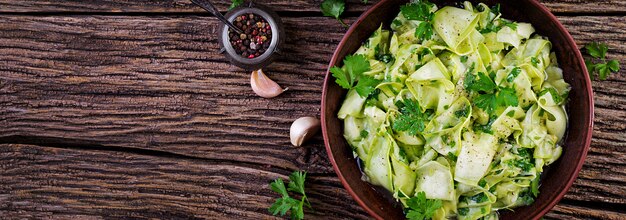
left=321, top=0, right=594, bottom=219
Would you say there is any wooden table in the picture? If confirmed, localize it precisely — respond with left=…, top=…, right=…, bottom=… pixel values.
left=0, top=0, right=623, bottom=219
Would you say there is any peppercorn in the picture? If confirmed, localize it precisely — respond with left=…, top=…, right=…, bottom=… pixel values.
left=228, top=13, right=272, bottom=59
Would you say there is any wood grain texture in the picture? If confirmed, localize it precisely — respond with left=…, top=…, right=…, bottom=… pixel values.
left=0, top=4, right=623, bottom=220
left=0, top=0, right=624, bottom=13
left=0, top=143, right=624, bottom=219
left=0, top=144, right=370, bottom=219
left=0, top=15, right=347, bottom=174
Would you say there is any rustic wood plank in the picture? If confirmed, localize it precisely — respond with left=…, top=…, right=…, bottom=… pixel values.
left=546, top=203, right=626, bottom=220
left=0, top=0, right=624, bottom=14
left=0, top=15, right=346, bottom=174
left=1, top=144, right=624, bottom=219
left=0, top=144, right=370, bottom=219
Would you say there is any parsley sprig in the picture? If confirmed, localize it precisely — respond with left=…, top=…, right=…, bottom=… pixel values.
left=321, top=0, right=347, bottom=27
left=228, top=0, right=243, bottom=10
left=583, top=42, right=620, bottom=80
left=405, top=191, right=443, bottom=220
left=464, top=69, right=519, bottom=115
left=478, top=4, right=518, bottom=34
left=400, top=0, right=435, bottom=42
left=393, top=98, right=430, bottom=136
left=268, top=171, right=312, bottom=220
left=331, top=54, right=381, bottom=97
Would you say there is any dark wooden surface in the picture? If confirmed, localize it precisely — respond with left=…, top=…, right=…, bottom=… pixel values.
left=0, top=0, right=623, bottom=219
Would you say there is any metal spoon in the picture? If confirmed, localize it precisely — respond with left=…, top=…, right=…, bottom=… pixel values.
left=190, top=0, right=245, bottom=34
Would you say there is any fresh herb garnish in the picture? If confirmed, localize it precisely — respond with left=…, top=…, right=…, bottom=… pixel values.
left=400, top=0, right=435, bottom=41
left=376, top=53, right=394, bottom=63
left=583, top=42, right=620, bottom=80
left=458, top=207, right=469, bottom=216
left=331, top=54, right=381, bottom=97
left=506, top=67, right=521, bottom=83
left=538, top=87, right=563, bottom=105
left=465, top=71, right=518, bottom=115
left=478, top=179, right=487, bottom=187
left=360, top=130, right=369, bottom=138
left=405, top=191, right=443, bottom=220
left=447, top=152, right=458, bottom=162
left=228, top=0, right=244, bottom=10
left=454, top=105, right=470, bottom=118
left=490, top=4, right=501, bottom=15
left=321, top=0, right=347, bottom=27
left=469, top=193, right=488, bottom=203
left=460, top=55, right=468, bottom=63
left=268, top=171, right=312, bottom=220
left=465, top=72, right=497, bottom=93
left=393, top=98, right=429, bottom=136
left=531, top=57, right=540, bottom=67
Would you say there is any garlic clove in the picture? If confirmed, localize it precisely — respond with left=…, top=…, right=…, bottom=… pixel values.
left=290, top=117, right=321, bottom=147
left=251, top=69, right=286, bottom=98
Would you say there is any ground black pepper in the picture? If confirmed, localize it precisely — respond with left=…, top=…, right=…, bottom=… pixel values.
left=228, top=13, right=272, bottom=59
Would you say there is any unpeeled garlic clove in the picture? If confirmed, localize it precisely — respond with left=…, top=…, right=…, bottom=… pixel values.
left=251, top=69, right=286, bottom=98
left=290, top=117, right=321, bottom=147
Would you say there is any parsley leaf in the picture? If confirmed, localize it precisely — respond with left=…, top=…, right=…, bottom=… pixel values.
left=607, top=59, right=620, bottom=72
left=344, top=55, right=371, bottom=81
left=359, top=130, right=369, bottom=138
left=583, top=42, right=620, bottom=80
left=287, top=171, right=306, bottom=195
left=269, top=196, right=300, bottom=216
left=268, top=171, right=311, bottom=220
left=331, top=55, right=379, bottom=97
left=501, top=20, right=518, bottom=30
left=405, top=191, right=442, bottom=220
left=473, top=87, right=518, bottom=115
left=330, top=66, right=351, bottom=89
left=465, top=70, right=518, bottom=115
left=491, top=4, right=501, bottom=15
left=585, top=42, right=608, bottom=59
left=531, top=57, right=540, bottom=67
left=460, top=55, right=468, bottom=63
left=538, top=87, right=563, bottom=104
left=465, top=72, right=497, bottom=93
left=321, top=0, right=347, bottom=27
left=400, top=1, right=435, bottom=42
left=415, top=22, right=435, bottom=42
left=228, top=0, right=243, bottom=10
left=474, top=93, right=497, bottom=114
left=497, top=87, right=519, bottom=107
left=271, top=178, right=290, bottom=197
left=355, top=71, right=382, bottom=97
left=507, top=67, right=521, bottom=83
left=393, top=98, right=429, bottom=136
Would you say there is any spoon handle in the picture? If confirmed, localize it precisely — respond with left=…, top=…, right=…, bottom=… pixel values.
left=190, top=0, right=244, bottom=34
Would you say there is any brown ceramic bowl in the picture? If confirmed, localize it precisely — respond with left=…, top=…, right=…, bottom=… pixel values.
left=321, top=0, right=594, bottom=219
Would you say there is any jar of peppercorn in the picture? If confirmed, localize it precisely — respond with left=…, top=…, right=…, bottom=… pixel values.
left=218, top=2, right=284, bottom=71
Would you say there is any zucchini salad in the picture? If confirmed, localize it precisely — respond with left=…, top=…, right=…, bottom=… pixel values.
left=330, top=1, right=570, bottom=219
